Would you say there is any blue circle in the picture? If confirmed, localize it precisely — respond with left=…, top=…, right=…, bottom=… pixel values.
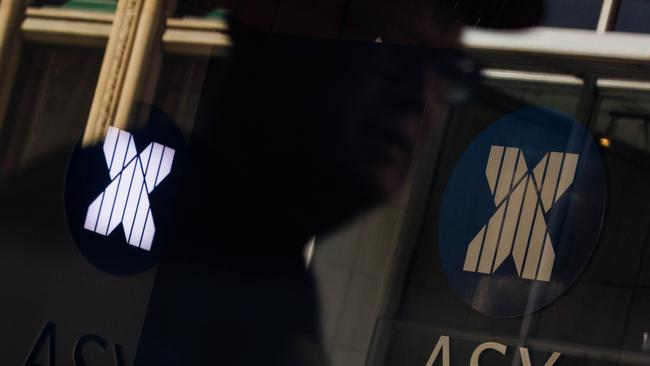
left=438, top=107, right=606, bottom=317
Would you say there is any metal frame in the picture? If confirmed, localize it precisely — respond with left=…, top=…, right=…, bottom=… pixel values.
left=597, top=0, right=620, bottom=33
left=463, top=27, right=650, bottom=63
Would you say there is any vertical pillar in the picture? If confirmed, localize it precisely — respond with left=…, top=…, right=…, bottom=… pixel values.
left=597, top=0, right=619, bottom=33
left=575, top=77, right=598, bottom=128
left=0, top=0, right=28, bottom=132
left=83, top=0, right=176, bottom=145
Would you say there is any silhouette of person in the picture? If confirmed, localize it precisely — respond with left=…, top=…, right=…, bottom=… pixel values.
left=0, top=0, right=544, bottom=365
left=134, top=1, right=544, bottom=365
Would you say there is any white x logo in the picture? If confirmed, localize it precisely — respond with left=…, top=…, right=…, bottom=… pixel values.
left=463, top=146, right=579, bottom=282
left=84, top=127, right=175, bottom=251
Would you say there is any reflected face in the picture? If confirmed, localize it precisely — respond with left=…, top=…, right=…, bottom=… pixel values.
left=216, top=21, right=464, bottom=228
left=326, top=48, right=429, bottom=200
left=318, top=28, right=463, bottom=203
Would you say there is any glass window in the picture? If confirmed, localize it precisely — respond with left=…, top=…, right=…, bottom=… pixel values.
left=485, top=79, right=581, bottom=117
left=154, top=54, right=227, bottom=140
left=383, top=81, right=650, bottom=366
left=32, top=0, right=117, bottom=12
left=541, top=0, right=604, bottom=30
left=175, top=1, right=224, bottom=18
left=0, top=43, right=103, bottom=177
left=593, top=87, right=650, bottom=158
left=5, top=2, right=650, bottom=366
left=614, top=0, right=650, bottom=34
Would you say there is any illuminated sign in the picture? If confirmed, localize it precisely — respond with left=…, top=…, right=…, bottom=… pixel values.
left=65, top=109, right=185, bottom=275
left=438, top=107, right=606, bottom=317
left=83, top=126, right=175, bottom=251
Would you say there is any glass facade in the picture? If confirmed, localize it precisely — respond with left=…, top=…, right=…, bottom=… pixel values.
left=0, top=43, right=102, bottom=176
left=614, top=0, right=650, bottom=34
left=541, top=0, right=604, bottom=29
left=33, top=0, right=117, bottom=12
left=375, top=82, right=650, bottom=365
left=1, top=1, right=650, bottom=365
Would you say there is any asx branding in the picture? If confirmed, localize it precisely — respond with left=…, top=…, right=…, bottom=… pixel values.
left=65, top=112, right=185, bottom=275
left=83, top=126, right=175, bottom=251
left=425, top=335, right=561, bottom=366
left=462, top=146, right=579, bottom=282
left=24, top=321, right=126, bottom=366
left=438, top=108, right=606, bottom=317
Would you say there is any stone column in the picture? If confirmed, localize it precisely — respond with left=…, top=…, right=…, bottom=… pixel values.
left=83, top=0, right=176, bottom=145
left=0, top=0, right=28, bottom=132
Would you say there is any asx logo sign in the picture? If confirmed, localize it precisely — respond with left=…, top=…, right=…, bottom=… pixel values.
left=463, top=146, right=579, bottom=282
left=24, top=321, right=127, bottom=366
left=83, top=126, right=175, bottom=251
left=66, top=110, right=184, bottom=275
left=425, top=335, right=561, bottom=366
left=438, top=108, right=606, bottom=317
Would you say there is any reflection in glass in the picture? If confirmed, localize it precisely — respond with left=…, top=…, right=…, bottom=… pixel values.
left=540, top=0, right=604, bottom=30
left=614, top=0, right=650, bottom=34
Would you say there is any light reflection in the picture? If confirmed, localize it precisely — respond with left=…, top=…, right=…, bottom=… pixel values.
left=599, top=137, right=611, bottom=148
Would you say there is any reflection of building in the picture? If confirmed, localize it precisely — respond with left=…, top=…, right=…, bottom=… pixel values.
left=0, top=2, right=231, bottom=364
left=313, top=2, right=650, bottom=366
left=0, top=0, right=229, bottom=177
left=1, top=1, right=650, bottom=365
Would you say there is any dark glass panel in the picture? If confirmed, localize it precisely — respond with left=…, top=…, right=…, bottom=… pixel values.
left=541, top=0, right=604, bottom=29
left=614, top=0, right=650, bottom=34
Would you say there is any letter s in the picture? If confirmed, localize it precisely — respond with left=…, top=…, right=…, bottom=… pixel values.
left=470, top=342, right=507, bottom=366
left=74, top=334, right=107, bottom=366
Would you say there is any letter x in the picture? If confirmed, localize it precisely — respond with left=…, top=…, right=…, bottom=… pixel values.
left=463, top=146, right=579, bottom=282
left=84, top=126, right=175, bottom=251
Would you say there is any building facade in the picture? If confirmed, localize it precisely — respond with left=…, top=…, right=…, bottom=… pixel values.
left=1, top=0, right=650, bottom=365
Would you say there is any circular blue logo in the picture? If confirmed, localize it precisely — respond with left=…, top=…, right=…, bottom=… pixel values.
left=438, top=107, right=606, bottom=317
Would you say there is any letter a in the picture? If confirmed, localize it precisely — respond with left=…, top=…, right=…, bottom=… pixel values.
left=425, top=335, right=450, bottom=366
left=24, top=321, right=56, bottom=366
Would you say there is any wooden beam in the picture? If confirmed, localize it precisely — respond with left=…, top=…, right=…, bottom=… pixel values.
left=21, top=7, right=113, bottom=47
